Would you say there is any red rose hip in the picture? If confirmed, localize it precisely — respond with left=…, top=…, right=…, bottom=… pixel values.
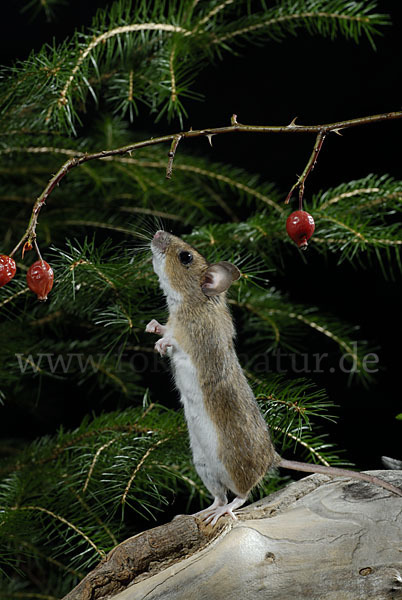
left=0, top=255, right=17, bottom=287
left=27, top=260, right=54, bottom=300
left=286, top=210, right=315, bottom=250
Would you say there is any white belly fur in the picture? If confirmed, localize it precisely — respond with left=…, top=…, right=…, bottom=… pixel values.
left=170, top=340, right=231, bottom=494
left=172, top=344, right=218, bottom=455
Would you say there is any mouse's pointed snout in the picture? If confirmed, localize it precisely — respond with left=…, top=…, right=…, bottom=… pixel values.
left=152, top=230, right=170, bottom=252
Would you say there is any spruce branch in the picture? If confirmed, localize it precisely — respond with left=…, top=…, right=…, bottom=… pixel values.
left=11, top=538, right=84, bottom=578
left=214, top=1, right=387, bottom=48
left=5, top=110, right=402, bottom=257
left=251, top=375, right=344, bottom=468
left=59, top=220, right=139, bottom=236
left=192, top=0, right=236, bottom=33
left=121, top=437, right=171, bottom=505
left=1, top=144, right=281, bottom=213
left=229, top=290, right=372, bottom=383
left=49, top=23, right=191, bottom=120
left=0, top=287, right=29, bottom=309
left=277, top=309, right=361, bottom=364
left=272, top=426, right=331, bottom=466
left=3, top=0, right=385, bottom=134
left=3, top=505, right=105, bottom=559
left=83, top=438, right=119, bottom=494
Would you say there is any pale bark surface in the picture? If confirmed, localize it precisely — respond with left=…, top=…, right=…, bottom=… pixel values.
left=64, top=471, right=402, bottom=600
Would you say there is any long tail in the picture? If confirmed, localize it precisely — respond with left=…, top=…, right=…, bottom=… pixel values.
left=278, top=458, right=402, bottom=497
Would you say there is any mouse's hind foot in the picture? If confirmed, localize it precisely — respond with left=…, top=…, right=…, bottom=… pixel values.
left=194, top=495, right=247, bottom=526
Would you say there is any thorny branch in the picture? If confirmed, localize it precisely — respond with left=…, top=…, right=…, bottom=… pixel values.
left=7, top=110, right=402, bottom=256
left=166, top=134, right=183, bottom=179
left=285, top=130, right=327, bottom=208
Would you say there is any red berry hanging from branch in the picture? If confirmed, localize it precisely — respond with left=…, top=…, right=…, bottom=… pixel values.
left=27, top=260, right=54, bottom=301
left=0, top=255, right=17, bottom=288
left=286, top=210, right=315, bottom=250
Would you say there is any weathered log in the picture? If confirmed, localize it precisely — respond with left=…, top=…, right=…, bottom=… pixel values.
left=64, top=471, right=402, bottom=600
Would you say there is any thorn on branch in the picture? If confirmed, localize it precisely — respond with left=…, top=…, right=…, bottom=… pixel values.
left=287, top=116, right=298, bottom=127
left=166, top=134, right=182, bottom=179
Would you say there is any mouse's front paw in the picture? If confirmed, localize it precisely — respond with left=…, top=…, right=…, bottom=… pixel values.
left=155, top=337, right=172, bottom=356
left=145, top=319, right=166, bottom=336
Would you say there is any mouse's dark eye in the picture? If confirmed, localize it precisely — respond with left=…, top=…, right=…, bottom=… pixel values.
left=178, top=250, right=193, bottom=265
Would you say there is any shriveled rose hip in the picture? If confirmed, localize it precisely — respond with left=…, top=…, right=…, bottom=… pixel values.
left=0, top=255, right=17, bottom=288
left=286, top=210, right=315, bottom=250
left=26, top=260, right=54, bottom=300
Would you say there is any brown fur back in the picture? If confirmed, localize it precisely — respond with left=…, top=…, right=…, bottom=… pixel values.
left=172, top=298, right=277, bottom=495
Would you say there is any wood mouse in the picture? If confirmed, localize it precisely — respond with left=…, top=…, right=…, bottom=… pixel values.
left=146, top=230, right=402, bottom=525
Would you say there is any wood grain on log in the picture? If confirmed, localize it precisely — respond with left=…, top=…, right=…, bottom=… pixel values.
left=64, top=471, right=402, bottom=600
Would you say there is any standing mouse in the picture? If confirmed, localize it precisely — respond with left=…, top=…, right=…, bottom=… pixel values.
left=146, top=230, right=402, bottom=525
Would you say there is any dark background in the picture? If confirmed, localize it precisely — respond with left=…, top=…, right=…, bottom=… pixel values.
left=1, top=1, right=401, bottom=467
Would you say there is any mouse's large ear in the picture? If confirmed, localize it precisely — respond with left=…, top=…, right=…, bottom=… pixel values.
left=201, top=261, right=241, bottom=296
